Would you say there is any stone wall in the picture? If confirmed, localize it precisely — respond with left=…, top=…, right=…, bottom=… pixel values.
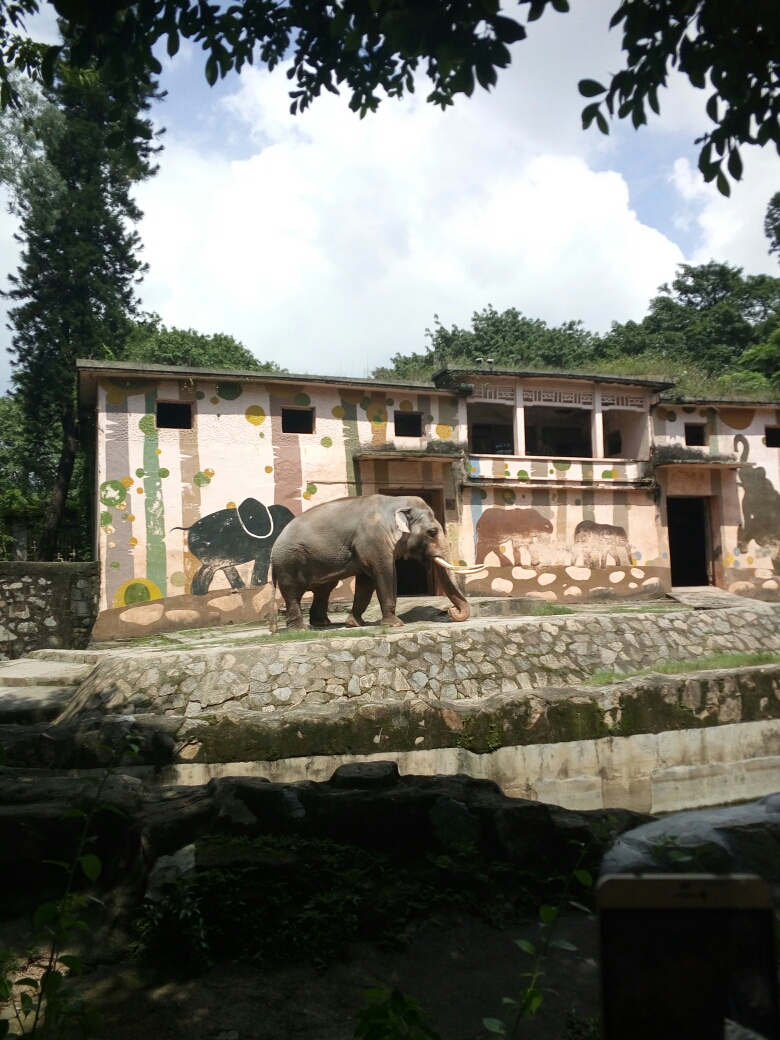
left=0, top=562, right=99, bottom=660
left=60, top=602, right=780, bottom=723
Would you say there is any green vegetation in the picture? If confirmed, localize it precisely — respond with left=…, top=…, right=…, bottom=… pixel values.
left=124, top=316, right=285, bottom=373
left=375, top=260, right=780, bottom=403
left=587, top=650, right=780, bottom=686
left=526, top=602, right=574, bottom=616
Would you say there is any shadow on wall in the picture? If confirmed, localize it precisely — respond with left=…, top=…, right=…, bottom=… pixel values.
left=735, top=436, right=780, bottom=573
left=173, top=498, right=295, bottom=594
left=475, top=507, right=633, bottom=568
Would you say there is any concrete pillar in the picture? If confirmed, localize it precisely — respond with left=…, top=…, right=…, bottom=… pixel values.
left=514, top=380, right=525, bottom=457
left=592, top=384, right=604, bottom=458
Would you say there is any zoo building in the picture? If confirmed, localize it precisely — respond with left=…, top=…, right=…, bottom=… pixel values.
left=76, top=359, right=780, bottom=640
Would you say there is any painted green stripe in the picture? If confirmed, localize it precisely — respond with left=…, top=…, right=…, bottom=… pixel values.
left=143, top=391, right=167, bottom=595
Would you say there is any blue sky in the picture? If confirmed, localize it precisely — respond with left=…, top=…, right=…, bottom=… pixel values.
left=0, top=0, right=778, bottom=390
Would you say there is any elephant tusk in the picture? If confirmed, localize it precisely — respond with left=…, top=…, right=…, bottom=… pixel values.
left=433, top=557, right=485, bottom=575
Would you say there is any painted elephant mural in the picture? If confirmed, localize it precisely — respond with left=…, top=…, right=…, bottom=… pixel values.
left=475, top=507, right=553, bottom=567
left=735, top=435, right=780, bottom=570
left=573, top=520, right=632, bottom=568
left=174, top=498, right=295, bottom=595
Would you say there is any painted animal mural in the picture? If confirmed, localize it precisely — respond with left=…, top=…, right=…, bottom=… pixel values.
left=573, top=520, right=632, bottom=568
left=175, top=498, right=295, bottom=595
left=735, top=435, right=780, bottom=571
left=475, top=507, right=553, bottom=567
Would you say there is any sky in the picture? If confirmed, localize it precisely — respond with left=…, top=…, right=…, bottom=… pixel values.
left=0, top=0, right=778, bottom=391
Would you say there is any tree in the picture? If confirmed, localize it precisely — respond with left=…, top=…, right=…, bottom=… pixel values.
left=125, top=316, right=285, bottom=372
left=767, top=192, right=780, bottom=261
left=740, top=329, right=780, bottom=390
left=0, top=1, right=774, bottom=191
left=2, top=65, right=160, bottom=560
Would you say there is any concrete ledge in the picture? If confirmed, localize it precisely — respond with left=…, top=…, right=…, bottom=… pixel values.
left=156, top=717, right=780, bottom=816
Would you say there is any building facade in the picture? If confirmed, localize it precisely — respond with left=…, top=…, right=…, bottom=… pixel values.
left=77, top=361, right=780, bottom=641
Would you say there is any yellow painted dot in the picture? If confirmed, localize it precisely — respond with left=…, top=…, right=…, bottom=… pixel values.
left=332, top=405, right=346, bottom=419
left=121, top=476, right=134, bottom=488
left=210, top=396, right=219, bottom=404
left=116, top=501, right=127, bottom=511
left=435, top=424, right=453, bottom=439
left=127, top=514, right=135, bottom=522
left=245, top=405, right=266, bottom=426
left=137, top=487, right=144, bottom=494
left=104, top=525, right=115, bottom=535
left=399, top=400, right=413, bottom=411
left=128, top=537, right=138, bottom=547
left=226, top=501, right=236, bottom=509
left=302, top=491, right=311, bottom=500
left=204, top=468, right=215, bottom=478
left=108, top=541, right=116, bottom=548
left=747, top=556, right=754, bottom=564
left=265, top=465, right=273, bottom=473
left=156, top=448, right=162, bottom=455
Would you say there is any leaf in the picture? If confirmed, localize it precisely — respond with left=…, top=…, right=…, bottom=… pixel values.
left=516, top=939, right=536, bottom=955
left=0, top=978, right=12, bottom=1000
left=40, top=44, right=61, bottom=87
left=42, top=860, right=70, bottom=871
left=167, top=30, right=180, bottom=57
left=716, top=171, right=731, bottom=197
left=727, top=148, right=742, bottom=181
left=16, top=978, right=39, bottom=990
left=539, top=904, right=557, bottom=924
left=574, top=868, right=593, bottom=888
left=205, top=54, right=218, bottom=86
left=550, top=0, right=569, bottom=10
left=578, top=79, right=606, bottom=98
left=61, top=808, right=87, bottom=820
left=549, top=938, right=577, bottom=951
left=522, top=987, right=544, bottom=1014
left=79, top=854, right=102, bottom=882
left=0, top=1018, right=8, bottom=1038
left=97, top=802, right=128, bottom=819
left=58, top=954, right=83, bottom=975
left=483, top=1018, right=506, bottom=1035
left=33, top=902, right=59, bottom=931
left=595, top=110, right=609, bottom=134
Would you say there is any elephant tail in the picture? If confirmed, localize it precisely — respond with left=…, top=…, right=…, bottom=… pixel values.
left=268, top=568, right=279, bottom=634
left=169, top=525, right=192, bottom=533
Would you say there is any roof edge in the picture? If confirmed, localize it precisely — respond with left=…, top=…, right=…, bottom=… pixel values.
left=432, top=366, right=675, bottom=391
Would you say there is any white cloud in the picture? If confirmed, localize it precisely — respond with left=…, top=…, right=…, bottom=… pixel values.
left=135, top=61, right=684, bottom=375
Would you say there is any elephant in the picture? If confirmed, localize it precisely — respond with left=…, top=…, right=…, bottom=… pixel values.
left=573, top=520, right=632, bottom=568
left=475, top=507, right=553, bottom=567
left=174, top=498, right=295, bottom=595
left=270, top=494, right=483, bottom=630
left=734, top=435, right=780, bottom=571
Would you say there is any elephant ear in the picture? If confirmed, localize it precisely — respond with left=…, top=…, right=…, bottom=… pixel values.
left=238, top=498, right=273, bottom=537
left=394, top=508, right=412, bottom=535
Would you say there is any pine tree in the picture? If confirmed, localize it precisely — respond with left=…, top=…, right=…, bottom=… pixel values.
left=4, top=62, right=160, bottom=559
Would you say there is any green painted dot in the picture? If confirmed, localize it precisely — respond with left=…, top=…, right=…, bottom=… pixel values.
left=135, top=468, right=145, bottom=478
left=216, top=381, right=242, bottom=401
left=139, top=414, right=156, bottom=435
left=259, top=432, right=265, bottom=438
left=502, top=490, right=516, bottom=504
left=193, top=471, right=211, bottom=487
left=109, top=561, right=120, bottom=570
left=170, top=571, right=187, bottom=587
left=479, top=489, right=487, bottom=500
left=550, top=469, right=555, bottom=475
left=553, top=460, right=572, bottom=471
left=293, top=392, right=311, bottom=407
left=306, top=483, right=317, bottom=495
left=158, top=467, right=170, bottom=478
left=517, top=470, right=529, bottom=482
left=124, top=582, right=151, bottom=605
left=360, top=397, right=372, bottom=411
left=666, top=410, right=677, bottom=422
left=195, top=390, right=205, bottom=400
left=100, top=510, right=113, bottom=527
left=321, top=436, right=333, bottom=448
left=386, top=399, right=394, bottom=407
left=99, top=479, right=127, bottom=508
left=427, top=414, right=434, bottom=423
left=575, top=498, right=582, bottom=506
left=602, top=469, right=617, bottom=479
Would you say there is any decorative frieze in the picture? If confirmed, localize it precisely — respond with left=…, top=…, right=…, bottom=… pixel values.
left=523, top=388, right=593, bottom=408
left=470, top=382, right=516, bottom=403
left=601, top=393, right=646, bottom=411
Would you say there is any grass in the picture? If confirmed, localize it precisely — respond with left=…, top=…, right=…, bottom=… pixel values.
left=607, top=603, right=684, bottom=614
left=524, top=602, right=574, bottom=616
left=587, top=650, right=780, bottom=686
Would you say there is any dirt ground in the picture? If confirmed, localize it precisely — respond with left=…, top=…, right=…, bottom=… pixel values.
left=47, top=910, right=599, bottom=1040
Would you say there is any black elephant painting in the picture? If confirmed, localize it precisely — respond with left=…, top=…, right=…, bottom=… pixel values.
left=174, top=498, right=295, bottom=595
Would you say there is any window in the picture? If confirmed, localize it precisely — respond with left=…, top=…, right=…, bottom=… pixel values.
left=156, top=401, right=192, bottom=429
left=471, top=423, right=514, bottom=454
left=281, top=408, right=314, bottom=434
left=606, top=430, right=622, bottom=456
left=684, top=423, right=707, bottom=447
left=394, top=411, right=423, bottom=437
left=767, top=427, right=780, bottom=448
left=524, top=407, right=591, bottom=458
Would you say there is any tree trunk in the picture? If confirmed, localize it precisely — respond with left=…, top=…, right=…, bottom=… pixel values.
left=36, top=406, right=79, bottom=561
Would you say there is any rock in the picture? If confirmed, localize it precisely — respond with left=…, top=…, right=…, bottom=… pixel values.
left=429, top=796, right=481, bottom=847
left=601, top=793, right=780, bottom=881
left=145, top=844, right=195, bottom=901
left=329, top=761, right=400, bottom=789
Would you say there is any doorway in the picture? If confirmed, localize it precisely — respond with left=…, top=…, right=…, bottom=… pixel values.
left=667, top=497, right=711, bottom=587
left=379, top=488, right=444, bottom=596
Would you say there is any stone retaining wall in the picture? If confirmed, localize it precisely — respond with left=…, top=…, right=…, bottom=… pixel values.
left=0, top=562, right=99, bottom=660
left=60, top=603, right=780, bottom=722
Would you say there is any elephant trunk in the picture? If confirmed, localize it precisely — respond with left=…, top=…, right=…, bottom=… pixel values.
left=432, top=554, right=471, bottom=622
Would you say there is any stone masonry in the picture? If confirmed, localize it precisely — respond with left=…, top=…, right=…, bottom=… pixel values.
left=0, top=562, right=99, bottom=660
left=60, top=602, right=780, bottom=722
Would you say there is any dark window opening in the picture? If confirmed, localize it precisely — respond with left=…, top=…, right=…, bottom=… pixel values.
left=471, top=423, right=514, bottom=454
left=684, top=423, right=707, bottom=447
left=667, top=496, right=710, bottom=587
left=281, top=408, right=314, bottom=434
left=606, top=430, right=622, bottom=456
left=394, top=411, right=423, bottom=437
left=525, top=406, right=592, bottom=458
left=156, top=401, right=192, bottom=429
left=766, top=427, right=780, bottom=448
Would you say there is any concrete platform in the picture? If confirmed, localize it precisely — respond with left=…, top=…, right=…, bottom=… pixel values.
left=0, top=685, right=76, bottom=724
left=0, top=659, right=94, bottom=688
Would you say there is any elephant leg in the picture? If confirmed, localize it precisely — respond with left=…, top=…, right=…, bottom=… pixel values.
left=223, top=566, right=246, bottom=590
left=475, top=539, right=487, bottom=566
left=374, top=562, right=404, bottom=627
left=345, top=573, right=375, bottom=627
left=529, top=544, right=541, bottom=567
left=279, top=579, right=306, bottom=630
left=191, top=564, right=216, bottom=596
left=309, top=581, right=338, bottom=628
left=250, top=550, right=271, bottom=587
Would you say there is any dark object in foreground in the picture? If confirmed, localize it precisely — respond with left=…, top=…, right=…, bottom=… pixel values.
left=599, top=875, right=780, bottom=1040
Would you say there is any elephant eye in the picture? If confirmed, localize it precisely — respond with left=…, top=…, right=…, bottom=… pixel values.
left=427, top=528, right=438, bottom=538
